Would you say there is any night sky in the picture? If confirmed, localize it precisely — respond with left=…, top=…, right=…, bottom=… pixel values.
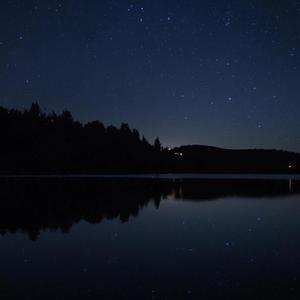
left=1, top=0, right=299, bottom=151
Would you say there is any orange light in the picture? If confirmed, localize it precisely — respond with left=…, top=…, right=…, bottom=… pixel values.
left=174, top=152, right=183, bottom=157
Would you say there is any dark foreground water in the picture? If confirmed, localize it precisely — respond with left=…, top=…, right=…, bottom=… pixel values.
left=1, top=176, right=300, bottom=299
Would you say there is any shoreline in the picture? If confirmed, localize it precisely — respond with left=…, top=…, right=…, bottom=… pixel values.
left=1, top=173, right=300, bottom=180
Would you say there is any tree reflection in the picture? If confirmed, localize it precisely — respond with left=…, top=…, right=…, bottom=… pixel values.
left=0, top=178, right=299, bottom=240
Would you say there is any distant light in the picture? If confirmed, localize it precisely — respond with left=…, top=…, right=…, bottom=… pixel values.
left=174, top=152, right=183, bottom=157
left=289, top=165, right=292, bottom=169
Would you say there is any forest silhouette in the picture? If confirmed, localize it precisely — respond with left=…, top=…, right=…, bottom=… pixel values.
left=0, top=103, right=299, bottom=174
left=0, top=103, right=167, bottom=174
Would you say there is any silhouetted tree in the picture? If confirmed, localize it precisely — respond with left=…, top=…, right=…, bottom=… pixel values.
left=85, top=121, right=105, bottom=133
left=60, top=109, right=73, bottom=123
left=142, top=135, right=150, bottom=147
left=120, top=123, right=131, bottom=133
left=29, top=102, right=41, bottom=117
left=132, top=128, right=140, bottom=141
left=154, top=137, right=162, bottom=151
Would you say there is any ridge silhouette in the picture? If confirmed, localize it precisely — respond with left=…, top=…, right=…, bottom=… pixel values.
left=0, top=103, right=299, bottom=174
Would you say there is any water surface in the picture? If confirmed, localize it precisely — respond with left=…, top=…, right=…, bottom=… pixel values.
left=0, top=177, right=300, bottom=299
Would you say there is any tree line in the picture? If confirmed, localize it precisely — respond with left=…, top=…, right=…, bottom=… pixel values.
left=0, top=103, right=174, bottom=174
left=0, top=103, right=299, bottom=174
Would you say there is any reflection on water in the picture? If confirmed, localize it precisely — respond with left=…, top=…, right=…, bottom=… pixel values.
left=0, top=178, right=299, bottom=240
left=0, top=177, right=300, bottom=299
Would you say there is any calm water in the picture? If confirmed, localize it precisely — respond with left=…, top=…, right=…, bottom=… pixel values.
left=1, top=177, right=300, bottom=299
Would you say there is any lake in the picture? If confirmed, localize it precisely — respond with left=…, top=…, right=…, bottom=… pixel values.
left=0, top=175, right=300, bottom=299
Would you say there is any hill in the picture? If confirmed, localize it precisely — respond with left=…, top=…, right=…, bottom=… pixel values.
left=170, top=145, right=300, bottom=173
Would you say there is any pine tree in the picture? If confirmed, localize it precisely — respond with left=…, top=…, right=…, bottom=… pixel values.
left=154, top=137, right=161, bottom=151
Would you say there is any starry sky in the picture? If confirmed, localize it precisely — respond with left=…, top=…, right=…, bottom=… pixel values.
left=1, top=0, right=300, bottom=151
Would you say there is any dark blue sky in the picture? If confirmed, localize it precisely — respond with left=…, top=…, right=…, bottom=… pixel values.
left=1, top=0, right=299, bottom=151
